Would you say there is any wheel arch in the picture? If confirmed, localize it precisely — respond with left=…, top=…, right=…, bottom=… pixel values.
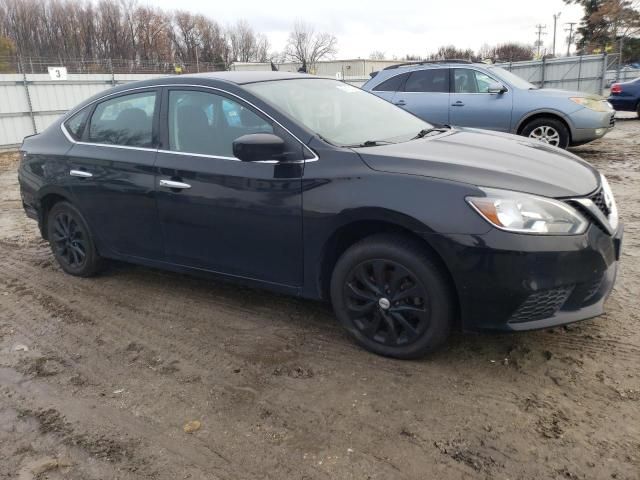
left=317, top=216, right=460, bottom=323
left=515, top=110, right=573, bottom=142
left=38, top=190, right=73, bottom=240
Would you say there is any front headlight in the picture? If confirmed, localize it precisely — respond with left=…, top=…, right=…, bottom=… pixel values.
left=467, top=188, right=588, bottom=235
left=570, top=97, right=611, bottom=112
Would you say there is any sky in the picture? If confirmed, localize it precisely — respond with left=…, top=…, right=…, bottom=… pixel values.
left=150, top=0, right=585, bottom=59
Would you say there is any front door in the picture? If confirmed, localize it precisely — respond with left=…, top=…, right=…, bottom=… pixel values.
left=449, top=68, right=513, bottom=132
left=154, top=87, right=304, bottom=287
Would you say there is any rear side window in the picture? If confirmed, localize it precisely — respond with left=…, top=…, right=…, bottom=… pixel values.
left=373, top=73, right=409, bottom=92
left=64, top=109, right=89, bottom=140
left=88, top=91, right=156, bottom=147
left=404, top=69, right=449, bottom=93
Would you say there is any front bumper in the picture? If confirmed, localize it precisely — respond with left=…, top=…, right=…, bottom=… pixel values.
left=426, top=223, right=622, bottom=332
left=570, top=109, right=615, bottom=145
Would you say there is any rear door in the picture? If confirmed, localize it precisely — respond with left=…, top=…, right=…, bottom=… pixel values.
left=392, top=69, right=450, bottom=125
left=66, top=89, right=163, bottom=259
left=449, top=68, right=513, bottom=131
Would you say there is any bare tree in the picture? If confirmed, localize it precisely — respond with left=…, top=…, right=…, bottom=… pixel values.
left=284, top=20, right=337, bottom=71
left=428, top=45, right=476, bottom=61
left=369, top=50, right=386, bottom=60
left=227, top=19, right=257, bottom=63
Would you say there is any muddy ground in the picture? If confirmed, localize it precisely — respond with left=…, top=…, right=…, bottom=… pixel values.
left=0, top=117, right=639, bottom=480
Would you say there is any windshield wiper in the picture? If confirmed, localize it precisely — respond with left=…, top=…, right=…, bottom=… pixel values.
left=344, top=139, right=396, bottom=148
left=411, top=125, right=451, bottom=140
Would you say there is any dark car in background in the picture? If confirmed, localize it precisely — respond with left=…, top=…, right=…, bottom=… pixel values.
left=608, top=77, right=640, bottom=117
left=18, top=72, right=622, bottom=358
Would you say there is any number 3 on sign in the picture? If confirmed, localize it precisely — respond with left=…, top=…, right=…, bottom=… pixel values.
left=48, top=67, right=68, bottom=80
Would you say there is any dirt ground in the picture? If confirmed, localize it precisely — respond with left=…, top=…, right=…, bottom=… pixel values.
left=0, top=117, right=639, bottom=480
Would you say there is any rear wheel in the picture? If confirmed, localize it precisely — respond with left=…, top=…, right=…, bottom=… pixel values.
left=47, top=202, right=103, bottom=277
left=521, top=117, right=570, bottom=149
left=330, top=234, right=454, bottom=359
left=636, top=101, right=640, bottom=118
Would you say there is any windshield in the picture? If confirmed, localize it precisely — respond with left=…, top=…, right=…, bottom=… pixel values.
left=488, top=66, right=537, bottom=90
left=244, top=78, right=431, bottom=146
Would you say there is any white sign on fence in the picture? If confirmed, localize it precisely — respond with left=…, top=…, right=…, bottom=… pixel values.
left=47, top=66, right=68, bottom=80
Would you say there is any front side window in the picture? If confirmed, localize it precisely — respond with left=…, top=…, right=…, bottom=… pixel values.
left=245, top=79, right=431, bottom=146
left=88, top=91, right=156, bottom=147
left=404, top=69, right=449, bottom=93
left=168, top=90, right=273, bottom=157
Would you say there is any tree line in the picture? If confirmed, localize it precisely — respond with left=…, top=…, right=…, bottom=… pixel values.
left=0, top=0, right=273, bottom=65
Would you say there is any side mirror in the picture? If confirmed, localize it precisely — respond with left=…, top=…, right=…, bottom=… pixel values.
left=487, top=82, right=507, bottom=94
left=232, top=133, right=285, bottom=162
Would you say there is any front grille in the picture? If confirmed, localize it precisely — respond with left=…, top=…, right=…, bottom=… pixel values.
left=509, top=286, right=574, bottom=324
left=589, top=188, right=611, bottom=217
left=609, top=113, right=615, bottom=127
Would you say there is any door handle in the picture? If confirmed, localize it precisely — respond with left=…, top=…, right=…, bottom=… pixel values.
left=159, top=179, right=191, bottom=190
left=393, top=100, right=406, bottom=106
left=70, top=169, right=92, bottom=178
left=451, top=101, right=465, bottom=107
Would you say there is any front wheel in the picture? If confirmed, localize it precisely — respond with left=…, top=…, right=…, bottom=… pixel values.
left=330, top=234, right=454, bottom=359
left=47, top=201, right=103, bottom=277
left=520, top=117, right=570, bottom=149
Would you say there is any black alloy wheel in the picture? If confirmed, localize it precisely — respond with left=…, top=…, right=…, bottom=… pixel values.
left=47, top=202, right=103, bottom=277
left=330, top=233, right=453, bottom=359
left=343, top=259, right=430, bottom=347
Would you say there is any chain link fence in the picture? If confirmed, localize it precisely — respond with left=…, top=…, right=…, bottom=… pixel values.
left=0, top=56, right=228, bottom=75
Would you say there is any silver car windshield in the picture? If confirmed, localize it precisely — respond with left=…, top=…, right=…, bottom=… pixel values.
left=488, top=66, right=537, bottom=90
left=245, top=78, right=432, bottom=146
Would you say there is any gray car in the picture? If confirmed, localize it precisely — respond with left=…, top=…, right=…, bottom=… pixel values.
left=362, top=60, right=615, bottom=149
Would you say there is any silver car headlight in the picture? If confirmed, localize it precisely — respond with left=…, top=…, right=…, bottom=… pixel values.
left=600, top=174, right=619, bottom=231
left=467, top=187, right=588, bottom=235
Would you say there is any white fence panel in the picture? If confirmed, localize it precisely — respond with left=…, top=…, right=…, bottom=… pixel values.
left=0, top=73, right=164, bottom=150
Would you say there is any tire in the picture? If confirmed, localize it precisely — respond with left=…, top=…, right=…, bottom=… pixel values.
left=47, top=201, right=103, bottom=277
left=520, top=117, right=570, bottom=149
left=636, top=102, right=640, bottom=119
left=330, top=234, right=454, bottom=359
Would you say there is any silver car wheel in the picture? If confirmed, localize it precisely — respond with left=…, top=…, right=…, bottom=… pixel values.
left=529, top=126, right=560, bottom=146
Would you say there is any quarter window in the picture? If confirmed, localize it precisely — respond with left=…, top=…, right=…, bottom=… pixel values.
left=404, top=69, right=449, bottom=93
left=88, top=91, right=156, bottom=147
left=168, top=90, right=273, bottom=157
left=64, top=109, right=89, bottom=140
left=373, top=73, right=409, bottom=92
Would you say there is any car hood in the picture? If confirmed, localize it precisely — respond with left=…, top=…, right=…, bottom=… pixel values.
left=527, top=88, right=604, bottom=100
left=356, top=128, right=599, bottom=198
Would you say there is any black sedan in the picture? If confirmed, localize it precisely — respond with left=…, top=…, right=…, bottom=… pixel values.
left=18, top=72, right=623, bottom=359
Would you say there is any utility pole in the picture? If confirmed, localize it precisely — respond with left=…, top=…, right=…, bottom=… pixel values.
left=565, top=22, right=577, bottom=56
left=552, top=12, right=562, bottom=57
left=535, top=24, right=547, bottom=58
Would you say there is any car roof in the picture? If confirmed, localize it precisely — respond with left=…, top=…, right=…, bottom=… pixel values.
left=364, top=61, right=490, bottom=88
left=176, top=71, right=317, bottom=85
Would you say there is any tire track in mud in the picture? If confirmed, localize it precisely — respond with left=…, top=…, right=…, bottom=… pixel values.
left=0, top=246, right=438, bottom=478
